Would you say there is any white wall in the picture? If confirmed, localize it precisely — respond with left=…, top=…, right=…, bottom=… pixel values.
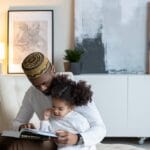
left=0, top=0, right=74, bottom=73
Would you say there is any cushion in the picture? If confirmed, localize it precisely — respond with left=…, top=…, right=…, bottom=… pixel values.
left=96, top=143, right=145, bottom=150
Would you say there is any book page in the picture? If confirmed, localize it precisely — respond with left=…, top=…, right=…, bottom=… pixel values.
left=1, top=131, right=20, bottom=138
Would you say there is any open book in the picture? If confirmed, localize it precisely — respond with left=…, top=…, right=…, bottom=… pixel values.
left=1, top=128, right=57, bottom=140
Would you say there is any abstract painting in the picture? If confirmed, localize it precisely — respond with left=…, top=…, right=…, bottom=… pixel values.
left=75, top=0, right=148, bottom=74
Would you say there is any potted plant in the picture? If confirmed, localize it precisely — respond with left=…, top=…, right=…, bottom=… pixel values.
left=64, top=48, right=84, bottom=74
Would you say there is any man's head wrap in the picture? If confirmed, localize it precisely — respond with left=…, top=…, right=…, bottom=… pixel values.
left=22, top=52, right=51, bottom=79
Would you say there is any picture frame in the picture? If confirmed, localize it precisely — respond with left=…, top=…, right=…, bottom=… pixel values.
left=147, top=3, right=150, bottom=74
left=75, top=0, right=147, bottom=74
left=8, top=10, right=54, bottom=74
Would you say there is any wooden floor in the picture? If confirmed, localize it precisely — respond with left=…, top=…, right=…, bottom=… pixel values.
left=102, top=138, right=150, bottom=150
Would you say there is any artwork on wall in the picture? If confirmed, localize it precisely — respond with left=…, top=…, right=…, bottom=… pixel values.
left=8, top=10, right=54, bottom=74
left=75, top=0, right=147, bottom=74
left=147, top=2, right=150, bottom=74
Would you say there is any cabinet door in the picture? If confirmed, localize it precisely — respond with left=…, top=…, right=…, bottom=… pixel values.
left=128, top=76, right=150, bottom=136
left=75, top=75, right=127, bottom=136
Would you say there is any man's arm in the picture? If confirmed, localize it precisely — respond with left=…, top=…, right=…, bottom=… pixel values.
left=55, top=101, right=106, bottom=146
left=13, top=88, right=34, bottom=130
left=75, top=100, right=106, bottom=146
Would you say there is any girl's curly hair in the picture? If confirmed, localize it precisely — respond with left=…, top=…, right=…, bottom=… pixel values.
left=49, top=75, right=93, bottom=106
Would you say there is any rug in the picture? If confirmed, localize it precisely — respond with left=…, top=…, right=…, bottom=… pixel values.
left=96, top=143, right=145, bottom=150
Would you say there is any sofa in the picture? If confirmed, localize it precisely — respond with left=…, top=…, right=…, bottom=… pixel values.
left=0, top=75, right=40, bottom=131
left=0, top=75, right=145, bottom=150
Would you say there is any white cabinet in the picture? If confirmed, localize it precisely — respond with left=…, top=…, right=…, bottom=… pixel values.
left=75, top=75, right=128, bottom=137
left=75, top=75, right=150, bottom=137
left=128, top=76, right=150, bottom=137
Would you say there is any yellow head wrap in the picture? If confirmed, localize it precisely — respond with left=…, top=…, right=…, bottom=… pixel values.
left=22, top=52, right=51, bottom=79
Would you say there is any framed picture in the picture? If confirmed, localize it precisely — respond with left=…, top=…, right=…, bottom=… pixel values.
left=8, top=10, right=54, bottom=74
left=75, top=0, right=147, bottom=74
left=147, top=2, right=150, bottom=74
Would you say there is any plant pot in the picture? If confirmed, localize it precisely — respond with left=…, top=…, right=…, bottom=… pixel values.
left=64, top=61, right=71, bottom=72
left=70, top=62, right=81, bottom=75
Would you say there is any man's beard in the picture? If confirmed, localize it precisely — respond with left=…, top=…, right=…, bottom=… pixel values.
left=43, top=85, right=52, bottom=96
left=43, top=90, right=51, bottom=96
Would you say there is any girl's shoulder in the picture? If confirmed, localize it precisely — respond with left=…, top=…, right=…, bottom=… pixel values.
left=67, top=111, right=89, bottom=124
left=69, top=111, right=90, bottom=132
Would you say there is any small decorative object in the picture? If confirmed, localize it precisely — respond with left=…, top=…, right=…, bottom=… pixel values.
left=63, top=60, right=71, bottom=72
left=8, top=10, right=54, bottom=74
left=64, top=48, right=84, bottom=75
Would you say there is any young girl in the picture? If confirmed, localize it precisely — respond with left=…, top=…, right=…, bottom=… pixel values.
left=40, top=75, right=96, bottom=150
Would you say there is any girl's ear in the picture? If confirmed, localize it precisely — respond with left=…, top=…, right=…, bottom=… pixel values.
left=70, top=105, right=74, bottom=111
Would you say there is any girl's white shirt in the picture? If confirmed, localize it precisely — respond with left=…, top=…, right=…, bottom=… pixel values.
left=40, top=111, right=96, bottom=150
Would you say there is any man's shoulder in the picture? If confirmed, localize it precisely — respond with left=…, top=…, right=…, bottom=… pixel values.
left=25, top=86, right=43, bottom=97
left=56, top=72, right=74, bottom=80
left=75, top=101, right=96, bottom=110
left=26, top=85, right=37, bottom=93
left=26, top=86, right=50, bottom=99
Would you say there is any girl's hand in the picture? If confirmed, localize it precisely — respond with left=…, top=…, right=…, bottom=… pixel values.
left=43, top=108, right=52, bottom=120
left=19, top=123, right=35, bottom=131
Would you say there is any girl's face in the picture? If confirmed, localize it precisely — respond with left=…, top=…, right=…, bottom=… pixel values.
left=51, top=98, right=72, bottom=118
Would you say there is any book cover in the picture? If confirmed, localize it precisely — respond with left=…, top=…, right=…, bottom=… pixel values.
left=1, top=128, right=57, bottom=140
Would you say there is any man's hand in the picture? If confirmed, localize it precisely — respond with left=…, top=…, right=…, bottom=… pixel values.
left=19, top=123, right=35, bottom=131
left=54, top=130, right=78, bottom=145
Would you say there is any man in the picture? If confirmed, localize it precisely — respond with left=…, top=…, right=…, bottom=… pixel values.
left=1, top=52, right=106, bottom=150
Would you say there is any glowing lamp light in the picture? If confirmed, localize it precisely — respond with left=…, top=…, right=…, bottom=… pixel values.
left=0, top=43, right=4, bottom=61
left=0, top=43, right=4, bottom=74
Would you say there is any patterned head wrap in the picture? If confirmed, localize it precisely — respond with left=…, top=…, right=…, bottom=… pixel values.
left=22, top=52, right=52, bottom=79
